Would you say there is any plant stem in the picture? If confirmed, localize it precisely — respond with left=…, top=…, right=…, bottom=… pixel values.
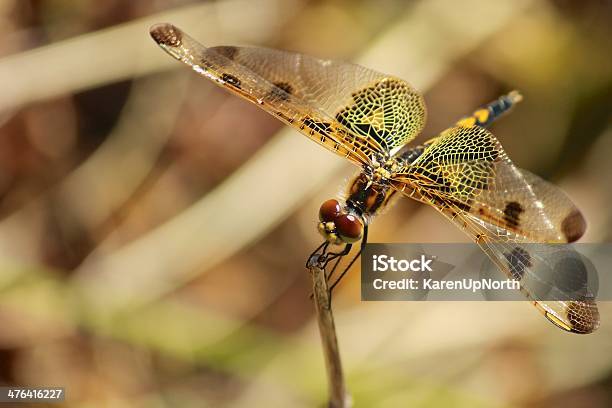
left=308, top=261, right=350, bottom=408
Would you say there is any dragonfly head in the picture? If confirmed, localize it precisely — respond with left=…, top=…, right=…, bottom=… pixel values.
left=317, top=199, right=364, bottom=244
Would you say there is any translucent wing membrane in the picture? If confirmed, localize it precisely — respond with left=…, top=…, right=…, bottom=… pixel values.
left=393, top=126, right=586, bottom=243
left=480, top=240, right=599, bottom=334
left=392, top=126, right=598, bottom=333
left=150, top=24, right=426, bottom=164
left=442, top=208, right=598, bottom=334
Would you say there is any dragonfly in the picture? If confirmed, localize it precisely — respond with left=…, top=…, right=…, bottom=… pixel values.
left=150, top=23, right=599, bottom=334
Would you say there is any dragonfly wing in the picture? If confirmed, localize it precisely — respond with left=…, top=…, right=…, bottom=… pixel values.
left=446, top=206, right=598, bottom=334
left=150, top=23, right=426, bottom=163
left=393, top=126, right=586, bottom=243
left=396, top=141, right=587, bottom=243
left=391, top=126, right=598, bottom=333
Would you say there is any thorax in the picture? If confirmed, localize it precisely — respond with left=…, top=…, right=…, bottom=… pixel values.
left=346, top=156, right=404, bottom=218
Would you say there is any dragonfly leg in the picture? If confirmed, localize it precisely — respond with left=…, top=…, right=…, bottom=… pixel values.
left=306, top=241, right=342, bottom=299
left=329, top=225, right=369, bottom=293
left=306, top=239, right=353, bottom=268
left=325, top=254, right=344, bottom=282
left=322, top=244, right=352, bottom=269
left=306, top=240, right=353, bottom=300
left=306, top=225, right=367, bottom=301
left=306, top=241, right=330, bottom=268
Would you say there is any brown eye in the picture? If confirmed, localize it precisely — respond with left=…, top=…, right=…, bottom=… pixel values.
left=319, top=199, right=341, bottom=222
left=335, top=213, right=363, bottom=243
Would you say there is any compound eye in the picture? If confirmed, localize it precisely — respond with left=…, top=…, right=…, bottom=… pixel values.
left=335, top=213, right=363, bottom=243
left=319, top=199, right=341, bottom=222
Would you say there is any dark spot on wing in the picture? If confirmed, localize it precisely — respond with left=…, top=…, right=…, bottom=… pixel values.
left=221, top=73, right=241, bottom=88
left=336, top=109, right=390, bottom=151
left=561, top=209, right=586, bottom=242
left=334, top=80, right=402, bottom=151
left=301, top=117, right=332, bottom=137
left=150, top=23, right=182, bottom=47
left=553, top=254, right=589, bottom=296
left=212, top=46, right=238, bottom=60
left=408, top=169, right=453, bottom=194
left=270, top=81, right=293, bottom=100
left=421, top=191, right=471, bottom=213
left=503, top=201, right=524, bottom=228
left=274, top=82, right=293, bottom=95
left=504, top=246, right=531, bottom=281
left=450, top=200, right=472, bottom=212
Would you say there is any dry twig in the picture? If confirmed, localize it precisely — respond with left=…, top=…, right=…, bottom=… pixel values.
left=307, top=257, right=350, bottom=408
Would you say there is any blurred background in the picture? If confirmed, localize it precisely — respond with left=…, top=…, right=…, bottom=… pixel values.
left=0, top=0, right=611, bottom=407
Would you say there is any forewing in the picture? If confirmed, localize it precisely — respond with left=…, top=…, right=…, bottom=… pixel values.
left=391, top=126, right=597, bottom=333
left=150, top=24, right=426, bottom=162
